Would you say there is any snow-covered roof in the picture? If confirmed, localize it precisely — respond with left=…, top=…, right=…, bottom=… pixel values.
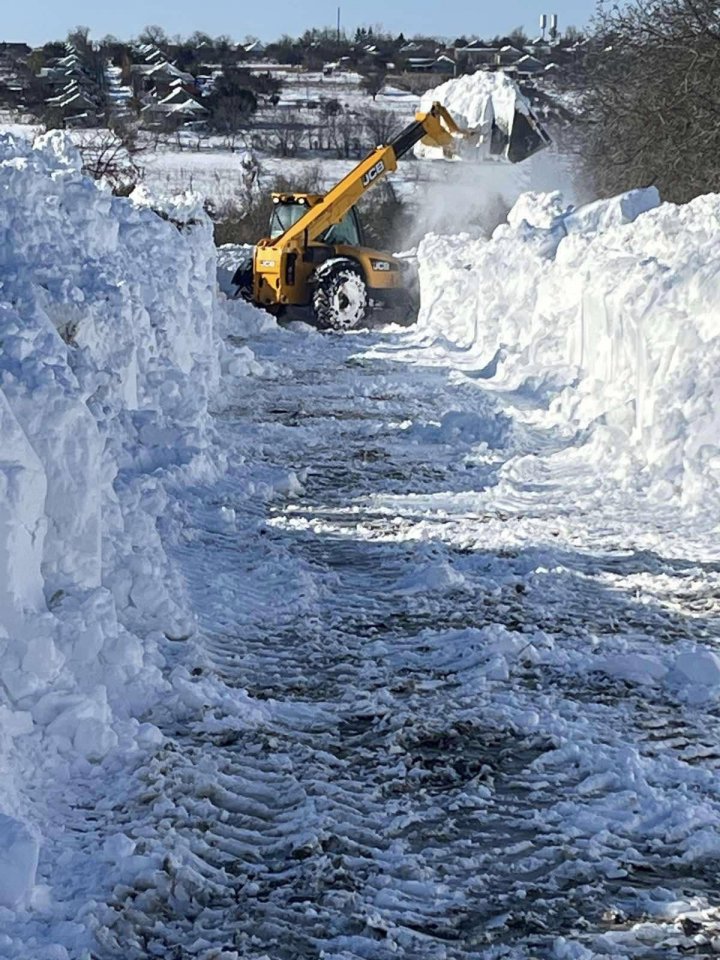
left=60, top=92, right=97, bottom=109
left=158, top=88, right=202, bottom=106
left=147, top=62, right=194, bottom=83
left=144, top=88, right=208, bottom=115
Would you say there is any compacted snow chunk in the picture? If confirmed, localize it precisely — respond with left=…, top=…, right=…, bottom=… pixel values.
left=0, top=815, right=39, bottom=909
left=416, top=72, right=548, bottom=162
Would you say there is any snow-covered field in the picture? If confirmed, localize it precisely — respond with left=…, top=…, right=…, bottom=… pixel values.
left=1, top=91, right=720, bottom=960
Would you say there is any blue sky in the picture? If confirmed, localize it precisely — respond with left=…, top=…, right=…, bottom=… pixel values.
left=7, top=0, right=597, bottom=45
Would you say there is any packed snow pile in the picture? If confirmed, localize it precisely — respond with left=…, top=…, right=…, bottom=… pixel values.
left=0, top=131, right=257, bottom=908
left=416, top=71, right=534, bottom=162
left=412, top=186, right=720, bottom=509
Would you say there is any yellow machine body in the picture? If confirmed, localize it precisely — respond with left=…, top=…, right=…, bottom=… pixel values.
left=236, top=101, right=550, bottom=325
left=251, top=104, right=470, bottom=313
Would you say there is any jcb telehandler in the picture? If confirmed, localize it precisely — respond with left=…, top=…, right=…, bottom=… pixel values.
left=232, top=100, right=550, bottom=330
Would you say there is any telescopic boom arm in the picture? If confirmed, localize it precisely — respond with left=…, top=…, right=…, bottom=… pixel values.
left=263, top=103, right=475, bottom=249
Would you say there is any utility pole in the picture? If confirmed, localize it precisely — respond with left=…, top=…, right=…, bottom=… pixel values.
left=337, top=7, right=341, bottom=42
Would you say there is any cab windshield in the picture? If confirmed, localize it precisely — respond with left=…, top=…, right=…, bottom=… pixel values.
left=269, top=203, right=362, bottom=246
left=269, top=203, right=306, bottom=238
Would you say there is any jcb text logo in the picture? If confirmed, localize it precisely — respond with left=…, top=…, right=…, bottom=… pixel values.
left=362, top=161, right=385, bottom=188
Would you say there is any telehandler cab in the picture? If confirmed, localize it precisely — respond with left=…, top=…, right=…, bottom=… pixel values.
left=232, top=100, right=550, bottom=330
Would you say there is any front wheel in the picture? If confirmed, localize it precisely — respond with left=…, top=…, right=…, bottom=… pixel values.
left=311, top=258, right=368, bottom=331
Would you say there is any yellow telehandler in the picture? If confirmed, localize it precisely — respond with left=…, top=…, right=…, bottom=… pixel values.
left=232, top=100, right=550, bottom=330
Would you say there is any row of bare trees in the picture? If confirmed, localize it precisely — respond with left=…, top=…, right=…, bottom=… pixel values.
left=580, top=0, right=720, bottom=203
left=152, top=107, right=403, bottom=159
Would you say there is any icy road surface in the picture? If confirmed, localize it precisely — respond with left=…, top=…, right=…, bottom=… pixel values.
left=96, top=323, right=720, bottom=959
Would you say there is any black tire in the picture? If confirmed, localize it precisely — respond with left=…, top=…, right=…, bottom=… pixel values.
left=231, top=248, right=254, bottom=301
left=311, top=258, right=368, bottom=331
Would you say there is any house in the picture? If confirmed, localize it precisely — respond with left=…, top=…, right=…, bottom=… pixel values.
left=141, top=88, right=208, bottom=124
left=404, top=55, right=456, bottom=75
left=399, top=41, right=438, bottom=58
left=516, top=54, right=546, bottom=77
left=147, top=61, right=194, bottom=83
left=135, top=44, right=166, bottom=66
left=39, top=57, right=87, bottom=87
left=130, top=60, right=195, bottom=98
left=56, top=54, right=84, bottom=71
left=46, top=81, right=99, bottom=111
left=526, top=38, right=554, bottom=57
left=432, top=55, right=456, bottom=75
left=497, top=45, right=525, bottom=66
left=0, top=43, right=32, bottom=59
left=406, top=57, right=435, bottom=72
left=454, top=45, right=500, bottom=67
left=244, top=40, right=265, bottom=55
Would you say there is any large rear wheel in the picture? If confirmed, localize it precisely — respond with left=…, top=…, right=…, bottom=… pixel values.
left=311, top=258, right=368, bottom=331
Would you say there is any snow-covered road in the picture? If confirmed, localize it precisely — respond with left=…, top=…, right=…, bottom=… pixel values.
left=92, top=323, right=720, bottom=960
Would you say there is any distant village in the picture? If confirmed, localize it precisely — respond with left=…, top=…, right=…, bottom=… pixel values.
left=0, top=17, right=585, bottom=127
left=0, top=16, right=587, bottom=169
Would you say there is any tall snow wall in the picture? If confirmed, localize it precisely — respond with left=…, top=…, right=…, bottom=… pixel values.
left=0, top=131, right=224, bottom=847
left=414, top=188, right=720, bottom=509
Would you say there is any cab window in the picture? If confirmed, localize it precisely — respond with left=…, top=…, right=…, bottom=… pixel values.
left=269, top=203, right=306, bottom=238
left=320, top=209, right=361, bottom=246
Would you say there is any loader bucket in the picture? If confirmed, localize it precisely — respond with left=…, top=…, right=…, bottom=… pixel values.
left=415, top=74, right=552, bottom=165
left=505, top=110, right=552, bottom=164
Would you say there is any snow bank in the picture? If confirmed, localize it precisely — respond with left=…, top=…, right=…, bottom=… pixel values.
left=0, top=131, right=256, bottom=905
left=412, top=186, right=720, bottom=509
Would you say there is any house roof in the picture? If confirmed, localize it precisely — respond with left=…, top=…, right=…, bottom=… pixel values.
left=47, top=87, right=97, bottom=110
left=0, top=42, right=32, bottom=53
left=147, top=61, right=194, bottom=82
left=133, top=44, right=166, bottom=65
left=150, top=88, right=208, bottom=113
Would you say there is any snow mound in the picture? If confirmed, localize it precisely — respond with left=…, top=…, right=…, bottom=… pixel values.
left=412, top=186, right=720, bottom=509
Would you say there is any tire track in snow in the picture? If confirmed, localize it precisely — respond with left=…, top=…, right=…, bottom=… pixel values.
left=95, top=329, right=720, bottom=959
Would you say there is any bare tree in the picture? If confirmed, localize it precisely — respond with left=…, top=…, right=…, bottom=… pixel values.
left=364, top=108, right=403, bottom=148
left=580, top=0, right=720, bottom=203
left=137, top=25, right=169, bottom=49
left=67, top=25, right=91, bottom=50
left=270, top=123, right=304, bottom=158
left=507, top=25, right=529, bottom=47
left=360, top=69, right=386, bottom=101
left=326, top=112, right=360, bottom=158
left=79, top=121, right=144, bottom=194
